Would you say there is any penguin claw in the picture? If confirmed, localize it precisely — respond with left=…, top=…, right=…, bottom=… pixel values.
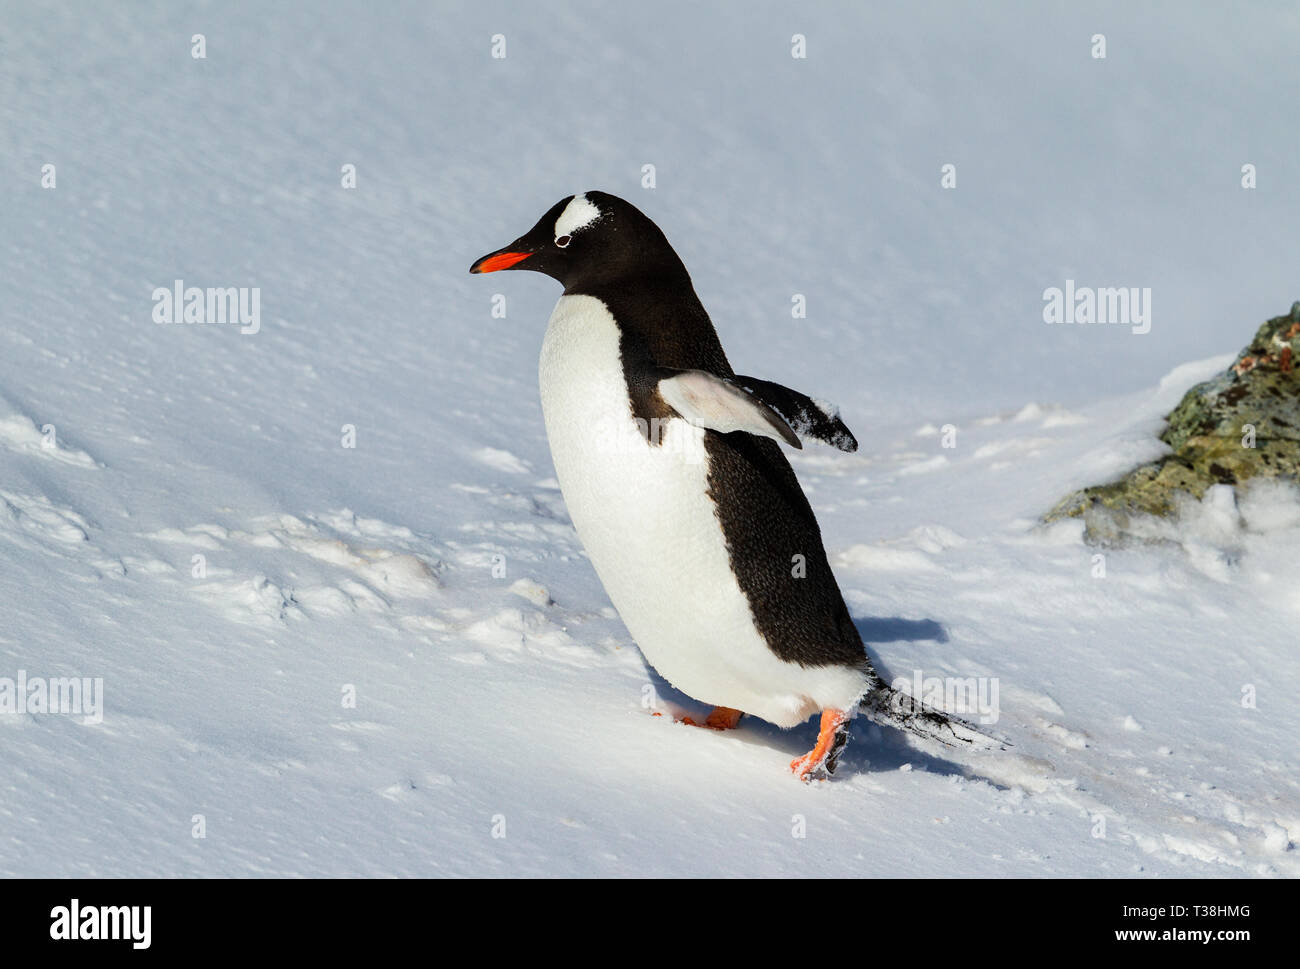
left=790, top=708, right=850, bottom=782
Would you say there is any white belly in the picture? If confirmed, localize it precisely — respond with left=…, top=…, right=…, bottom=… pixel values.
left=537, top=294, right=866, bottom=728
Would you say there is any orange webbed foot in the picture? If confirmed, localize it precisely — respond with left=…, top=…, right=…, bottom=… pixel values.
left=705, top=706, right=744, bottom=730
left=678, top=706, right=744, bottom=730
left=790, top=708, right=851, bottom=782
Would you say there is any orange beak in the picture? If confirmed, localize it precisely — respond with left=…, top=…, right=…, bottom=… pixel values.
left=469, top=250, right=532, bottom=274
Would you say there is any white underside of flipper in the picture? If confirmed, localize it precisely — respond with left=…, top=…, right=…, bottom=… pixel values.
left=537, top=294, right=867, bottom=728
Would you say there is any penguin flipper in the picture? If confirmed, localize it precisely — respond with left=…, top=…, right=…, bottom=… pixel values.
left=657, top=369, right=801, bottom=448
left=731, top=375, right=858, bottom=453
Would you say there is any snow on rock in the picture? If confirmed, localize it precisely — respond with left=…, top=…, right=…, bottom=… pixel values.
left=1048, top=309, right=1300, bottom=534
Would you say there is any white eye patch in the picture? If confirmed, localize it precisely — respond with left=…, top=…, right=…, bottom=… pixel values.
left=554, top=193, right=602, bottom=244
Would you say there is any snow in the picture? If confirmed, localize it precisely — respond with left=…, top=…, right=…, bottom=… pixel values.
left=3, top=1, right=1298, bottom=877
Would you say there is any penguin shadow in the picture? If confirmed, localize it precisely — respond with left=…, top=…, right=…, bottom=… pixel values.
left=844, top=613, right=969, bottom=777
left=727, top=710, right=969, bottom=781
left=644, top=613, right=972, bottom=779
left=852, top=615, right=948, bottom=646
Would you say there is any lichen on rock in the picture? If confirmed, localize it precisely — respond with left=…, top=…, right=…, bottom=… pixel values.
left=1044, top=301, right=1300, bottom=541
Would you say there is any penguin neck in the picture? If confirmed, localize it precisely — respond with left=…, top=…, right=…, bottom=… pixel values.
left=566, top=269, right=733, bottom=377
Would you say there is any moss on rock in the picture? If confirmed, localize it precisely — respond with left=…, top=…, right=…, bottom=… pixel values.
left=1044, top=302, right=1300, bottom=537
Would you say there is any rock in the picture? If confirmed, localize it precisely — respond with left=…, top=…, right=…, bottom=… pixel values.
left=1045, top=302, right=1300, bottom=538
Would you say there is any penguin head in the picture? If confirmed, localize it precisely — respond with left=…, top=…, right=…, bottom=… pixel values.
left=469, top=191, right=683, bottom=290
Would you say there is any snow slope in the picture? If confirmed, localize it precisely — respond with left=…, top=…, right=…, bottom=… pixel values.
left=1, top=1, right=1297, bottom=877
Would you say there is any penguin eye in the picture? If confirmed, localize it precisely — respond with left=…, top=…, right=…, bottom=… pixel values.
left=554, top=235, right=571, bottom=248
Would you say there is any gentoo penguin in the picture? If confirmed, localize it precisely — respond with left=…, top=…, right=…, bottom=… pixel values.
left=471, top=191, right=996, bottom=779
